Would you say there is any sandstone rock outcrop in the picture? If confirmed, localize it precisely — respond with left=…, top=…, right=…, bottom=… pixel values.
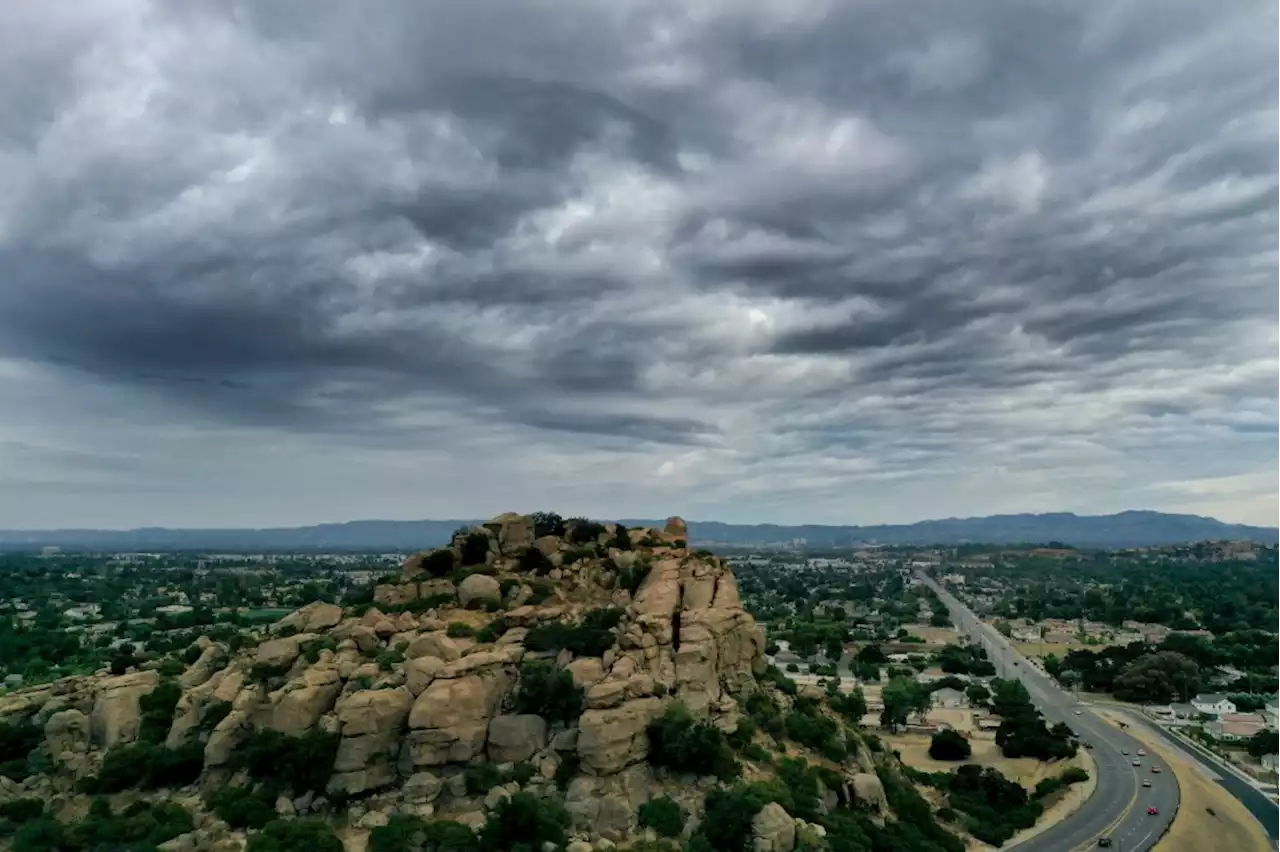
left=90, top=669, right=159, bottom=748
left=0, top=510, right=929, bottom=852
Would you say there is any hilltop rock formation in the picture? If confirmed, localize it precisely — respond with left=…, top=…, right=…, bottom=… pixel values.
left=0, top=512, right=938, bottom=852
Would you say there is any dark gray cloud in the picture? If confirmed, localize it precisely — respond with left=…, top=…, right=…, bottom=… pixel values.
left=0, top=0, right=1274, bottom=528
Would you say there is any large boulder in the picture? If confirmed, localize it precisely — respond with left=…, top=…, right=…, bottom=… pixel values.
left=277, top=602, right=344, bottom=634
left=90, top=670, right=159, bottom=748
left=850, top=773, right=888, bottom=813
left=265, top=665, right=343, bottom=735
left=487, top=714, right=548, bottom=763
left=458, top=574, right=501, bottom=609
left=402, top=671, right=510, bottom=767
left=45, top=708, right=91, bottom=757
left=484, top=512, right=536, bottom=556
left=407, top=632, right=460, bottom=662
left=752, top=802, right=796, bottom=852
left=329, top=688, right=413, bottom=795
left=577, top=697, right=665, bottom=775
left=255, top=635, right=311, bottom=670
left=405, top=656, right=445, bottom=696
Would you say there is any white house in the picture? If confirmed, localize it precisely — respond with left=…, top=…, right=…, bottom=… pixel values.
left=1264, top=694, right=1278, bottom=731
left=1191, top=694, right=1237, bottom=717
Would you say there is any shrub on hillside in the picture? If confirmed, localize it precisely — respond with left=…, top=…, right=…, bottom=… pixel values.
left=457, top=531, right=491, bottom=567
left=784, top=702, right=846, bottom=761
left=138, top=678, right=183, bottom=743
left=370, top=815, right=480, bottom=852
left=609, top=525, right=633, bottom=550
left=637, top=795, right=684, bottom=838
left=517, top=547, right=555, bottom=576
left=618, top=563, right=651, bottom=597
left=530, top=511, right=567, bottom=539
left=928, top=729, right=973, bottom=761
left=13, top=797, right=193, bottom=852
left=478, top=792, right=570, bottom=852
left=513, top=662, right=584, bottom=725
left=421, top=549, right=457, bottom=577
left=0, top=720, right=43, bottom=781
left=246, top=819, right=343, bottom=852
left=647, top=703, right=739, bottom=781
left=232, top=729, right=340, bottom=794
left=524, top=608, right=623, bottom=658
left=209, top=785, right=276, bottom=830
left=566, top=519, right=607, bottom=545
left=79, top=741, right=204, bottom=793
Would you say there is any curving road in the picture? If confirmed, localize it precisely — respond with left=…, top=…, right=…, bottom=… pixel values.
left=917, top=572, right=1179, bottom=851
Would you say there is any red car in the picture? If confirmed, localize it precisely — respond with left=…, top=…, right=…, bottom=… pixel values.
left=1147, top=807, right=1159, bottom=816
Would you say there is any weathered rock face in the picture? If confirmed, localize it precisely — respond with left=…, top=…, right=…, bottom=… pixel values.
left=403, top=671, right=511, bottom=768
left=850, top=773, right=889, bottom=813
left=277, top=602, right=344, bottom=634
left=458, top=574, right=501, bottom=609
left=484, top=512, right=535, bottom=557
left=577, top=697, right=665, bottom=775
left=752, top=801, right=797, bottom=852
left=329, top=688, right=413, bottom=795
left=45, top=708, right=91, bottom=758
left=0, top=511, right=916, bottom=852
left=264, top=665, right=343, bottom=735
left=487, top=714, right=547, bottom=764
left=90, top=670, right=159, bottom=748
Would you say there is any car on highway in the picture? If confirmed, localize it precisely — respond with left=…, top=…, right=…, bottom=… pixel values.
left=1074, top=709, right=1083, bottom=715
left=1132, top=759, right=1142, bottom=766
left=1142, top=780, right=1152, bottom=787
left=1147, top=807, right=1160, bottom=816
left=1097, top=838, right=1112, bottom=847
left=1137, top=749, right=1146, bottom=756
left=1151, top=766, right=1161, bottom=773
left=1122, top=749, right=1129, bottom=755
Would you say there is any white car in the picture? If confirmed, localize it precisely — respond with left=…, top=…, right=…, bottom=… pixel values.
left=1137, top=749, right=1146, bottom=757
left=1074, top=710, right=1083, bottom=715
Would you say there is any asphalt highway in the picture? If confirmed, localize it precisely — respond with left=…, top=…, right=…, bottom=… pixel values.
left=917, top=573, right=1179, bottom=851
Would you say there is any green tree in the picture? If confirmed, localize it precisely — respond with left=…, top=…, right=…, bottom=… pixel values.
left=928, top=729, right=972, bottom=761
left=880, top=677, right=924, bottom=732
left=1112, top=651, right=1201, bottom=703
left=1246, top=730, right=1279, bottom=759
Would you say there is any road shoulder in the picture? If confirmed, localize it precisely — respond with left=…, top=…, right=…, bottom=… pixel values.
left=1095, top=709, right=1272, bottom=852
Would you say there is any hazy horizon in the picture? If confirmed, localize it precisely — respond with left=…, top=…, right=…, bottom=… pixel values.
left=1, top=1, right=1276, bottom=530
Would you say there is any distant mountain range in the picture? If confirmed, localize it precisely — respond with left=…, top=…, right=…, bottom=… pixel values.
left=0, top=510, right=1274, bottom=552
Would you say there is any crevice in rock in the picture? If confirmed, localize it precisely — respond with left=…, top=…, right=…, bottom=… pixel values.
left=671, top=580, right=684, bottom=654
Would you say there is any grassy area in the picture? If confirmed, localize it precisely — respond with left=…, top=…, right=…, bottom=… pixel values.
left=1095, top=710, right=1272, bottom=852
left=905, top=624, right=963, bottom=645
left=1013, top=642, right=1080, bottom=659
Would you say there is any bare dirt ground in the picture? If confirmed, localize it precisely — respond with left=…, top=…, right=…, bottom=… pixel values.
left=905, top=624, right=963, bottom=645
left=1012, top=642, right=1080, bottom=659
left=1094, top=710, right=1272, bottom=852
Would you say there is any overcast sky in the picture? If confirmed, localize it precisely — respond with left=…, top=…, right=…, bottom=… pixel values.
left=1, top=0, right=1276, bottom=530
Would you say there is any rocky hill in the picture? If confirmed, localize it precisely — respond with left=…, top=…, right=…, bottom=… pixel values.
left=0, top=513, right=965, bottom=852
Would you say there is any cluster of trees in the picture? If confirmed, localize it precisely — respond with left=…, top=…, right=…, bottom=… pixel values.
left=5, top=797, right=194, bottom=852
left=989, top=679, right=1077, bottom=760
left=646, top=702, right=740, bottom=781
left=936, top=644, right=996, bottom=677
left=972, top=552, right=1278, bottom=634
left=523, top=607, right=624, bottom=658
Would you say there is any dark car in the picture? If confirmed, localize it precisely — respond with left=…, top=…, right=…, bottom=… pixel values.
left=1097, top=839, right=1112, bottom=847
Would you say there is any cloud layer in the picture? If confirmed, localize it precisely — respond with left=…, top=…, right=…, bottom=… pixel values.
left=1, top=0, right=1276, bottom=528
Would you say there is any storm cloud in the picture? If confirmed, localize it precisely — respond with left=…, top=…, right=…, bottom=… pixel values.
left=0, top=0, right=1275, bottom=528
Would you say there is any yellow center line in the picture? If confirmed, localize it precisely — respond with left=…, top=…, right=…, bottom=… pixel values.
left=1070, top=711, right=1148, bottom=852
left=1069, top=768, right=1139, bottom=852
